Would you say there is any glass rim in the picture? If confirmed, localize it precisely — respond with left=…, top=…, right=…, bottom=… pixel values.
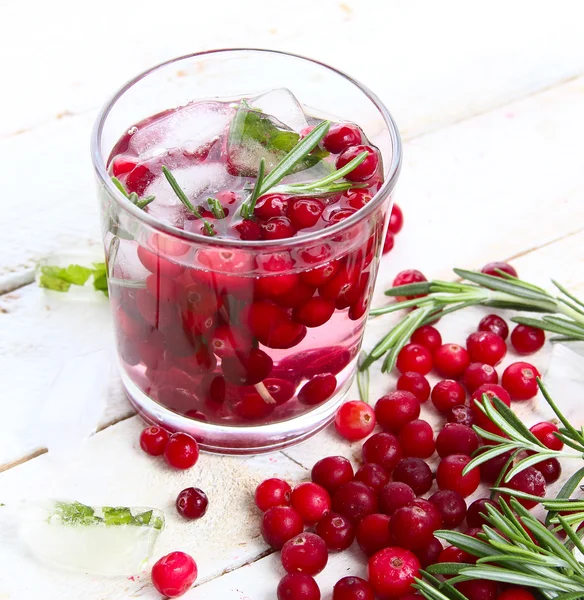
left=90, top=48, right=402, bottom=249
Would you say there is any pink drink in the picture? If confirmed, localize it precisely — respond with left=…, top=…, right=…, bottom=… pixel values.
left=93, top=51, right=401, bottom=453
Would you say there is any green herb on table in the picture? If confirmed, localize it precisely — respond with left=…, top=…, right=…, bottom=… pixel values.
left=51, top=501, right=165, bottom=529
left=363, top=268, right=584, bottom=373
left=39, top=263, right=109, bottom=295
left=161, top=166, right=216, bottom=236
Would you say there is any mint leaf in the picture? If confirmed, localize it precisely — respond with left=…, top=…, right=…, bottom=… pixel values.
left=39, top=264, right=93, bottom=292
left=103, top=507, right=135, bottom=526
left=227, top=102, right=328, bottom=177
left=92, top=262, right=109, bottom=296
left=53, top=501, right=103, bottom=525
left=40, top=273, right=72, bottom=292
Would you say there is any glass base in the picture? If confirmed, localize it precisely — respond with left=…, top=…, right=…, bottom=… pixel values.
left=122, top=371, right=351, bottom=455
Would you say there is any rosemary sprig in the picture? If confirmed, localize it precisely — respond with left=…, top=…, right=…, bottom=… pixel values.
left=363, top=268, right=584, bottom=372
left=161, top=166, right=216, bottom=236
left=111, top=176, right=155, bottom=209
left=207, top=197, right=226, bottom=219
left=416, top=498, right=584, bottom=599
left=240, top=158, right=266, bottom=220
left=464, top=378, right=584, bottom=482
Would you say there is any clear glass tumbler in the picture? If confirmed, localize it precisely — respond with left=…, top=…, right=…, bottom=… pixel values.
left=91, top=49, right=401, bottom=454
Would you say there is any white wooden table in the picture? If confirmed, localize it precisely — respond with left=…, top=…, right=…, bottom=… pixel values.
left=2, top=1, right=584, bottom=597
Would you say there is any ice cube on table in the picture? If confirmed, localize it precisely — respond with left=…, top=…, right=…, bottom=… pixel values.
left=19, top=500, right=165, bottom=576
left=250, top=88, right=309, bottom=132
left=128, top=101, right=235, bottom=160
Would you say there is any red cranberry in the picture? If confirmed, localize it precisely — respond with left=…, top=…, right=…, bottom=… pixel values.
left=392, top=457, right=433, bottom=495
left=261, top=506, right=304, bottom=550
left=138, top=244, right=185, bottom=280
left=347, top=188, right=373, bottom=209
left=255, top=478, right=292, bottom=512
left=335, top=401, right=376, bottom=441
left=462, top=362, right=499, bottom=395
left=383, top=230, right=395, bottom=255
left=456, top=579, right=498, bottom=600
left=332, top=481, right=378, bottom=523
left=293, top=297, right=335, bottom=327
left=466, top=331, right=507, bottom=366
left=247, top=301, right=307, bottom=349
left=333, top=576, right=375, bottom=600
left=281, top=532, right=328, bottom=575
left=470, top=383, right=512, bottom=435
left=255, top=273, right=299, bottom=300
left=311, top=456, right=354, bottom=493
left=315, top=512, right=355, bottom=551
left=396, top=343, right=433, bottom=375
left=375, top=391, right=421, bottom=433
left=511, top=324, right=546, bottom=355
left=466, top=497, right=497, bottom=528
left=301, top=261, right=340, bottom=287
left=221, top=348, right=273, bottom=386
left=399, top=419, right=435, bottom=459
left=434, top=344, right=471, bottom=378
left=436, top=423, right=480, bottom=458
left=111, top=155, right=136, bottom=176
left=378, top=482, right=416, bottom=516
left=323, top=123, right=362, bottom=153
left=298, top=373, right=337, bottom=405
left=415, top=536, right=443, bottom=568
left=327, top=207, right=357, bottom=226
left=261, top=216, right=297, bottom=240
left=397, top=372, right=431, bottom=403
left=431, top=380, right=466, bottom=414
left=356, top=513, right=392, bottom=556
left=336, top=145, right=379, bottom=182
left=447, top=405, right=475, bottom=427
left=506, top=464, right=550, bottom=498
left=277, top=573, right=320, bottom=600
left=176, top=487, right=208, bottom=520
left=164, top=433, right=199, bottom=470
left=497, top=589, right=536, bottom=600
left=437, top=454, right=480, bottom=497
left=530, top=421, right=563, bottom=451
left=429, top=489, right=467, bottom=528
left=368, top=547, right=420, bottom=598
left=478, top=314, right=509, bottom=340
left=480, top=451, right=513, bottom=484
left=388, top=203, right=404, bottom=234
left=140, top=426, right=170, bottom=456
left=411, top=325, right=442, bottom=353
left=391, top=502, right=439, bottom=550
left=438, top=545, right=475, bottom=565
left=209, top=325, right=249, bottom=358
left=291, top=482, right=331, bottom=526
left=481, top=261, right=518, bottom=278
left=126, top=164, right=155, bottom=196
left=254, top=194, right=289, bottom=219
left=392, top=269, right=428, bottom=301
left=355, top=463, right=389, bottom=492
left=234, top=218, right=262, bottom=240
left=288, top=198, right=325, bottom=230
left=362, top=432, right=403, bottom=473
left=232, top=391, right=276, bottom=421
left=151, top=551, right=197, bottom=598
left=501, top=362, right=540, bottom=400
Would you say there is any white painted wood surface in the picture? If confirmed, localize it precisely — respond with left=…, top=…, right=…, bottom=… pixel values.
left=2, top=1, right=584, bottom=597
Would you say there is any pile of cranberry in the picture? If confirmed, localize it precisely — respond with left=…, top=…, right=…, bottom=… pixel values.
left=253, top=261, right=561, bottom=600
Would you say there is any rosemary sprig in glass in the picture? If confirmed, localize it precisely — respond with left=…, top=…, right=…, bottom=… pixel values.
left=111, top=176, right=155, bottom=209
left=362, top=268, right=584, bottom=373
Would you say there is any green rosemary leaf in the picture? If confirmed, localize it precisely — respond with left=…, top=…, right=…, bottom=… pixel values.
left=454, top=268, right=557, bottom=304
left=505, top=451, right=562, bottom=482
left=553, top=431, right=584, bottom=453
left=465, top=443, right=517, bottom=474
left=356, top=353, right=370, bottom=404
left=277, top=151, right=368, bottom=192
left=546, top=466, right=584, bottom=525
left=543, top=314, right=584, bottom=334
left=558, top=515, right=584, bottom=559
left=426, top=562, right=475, bottom=575
left=414, top=579, right=455, bottom=600
left=489, top=396, right=543, bottom=446
left=492, top=450, right=522, bottom=493
left=538, top=378, right=584, bottom=444
left=433, top=531, right=492, bottom=557
left=552, top=279, right=584, bottom=310
left=483, top=300, right=555, bottom=313
left=511, top=316, right=583, bottom=337
left=258, top=120, right=330, bottom=196
left=241, top=157, right=266, bottom=219
left=361, top=312, right=418, bottom=369
left=550, top=335, right=584, bottom=342
left=417, top=573, right=468, bottom=600
left=207, top=197, right=226, bottom=219
left=384, top=282, right=433, bottom=296
left=557, top=295, right=584, bottom=318
left=370, top=297, right=428, bottom=316
left=458, top=566, right=580, bottom=592
left=272, top=181, right=362, bottom=197
left=111, top=176, right=129, bottom=198
left=161, top=166, right=202, bottom=218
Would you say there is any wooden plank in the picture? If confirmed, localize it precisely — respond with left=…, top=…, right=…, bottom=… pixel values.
left=2, top=0, right=584, bottom=139
left=0, top=417, right=307, bottom=599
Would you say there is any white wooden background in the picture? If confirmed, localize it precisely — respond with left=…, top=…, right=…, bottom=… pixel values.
left=2, top=0, right=584, bottom=598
